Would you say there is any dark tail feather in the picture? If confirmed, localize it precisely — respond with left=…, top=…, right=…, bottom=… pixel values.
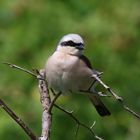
left=88, top=95, right=111, bottom=117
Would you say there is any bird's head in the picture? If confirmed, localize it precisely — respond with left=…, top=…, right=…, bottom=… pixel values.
left=56, top=34, right=85, bottom=55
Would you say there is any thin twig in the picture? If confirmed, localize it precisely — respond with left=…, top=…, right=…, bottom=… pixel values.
left=54, top=104, right=104, bottom=140
left=0, top=99, right=37, bottom=140
left=123, top=105, right=140, bottom=119
left=75, top=124, right=80, bottom=137
left=91, top=74, right=140, bottom=120
left=90, top=121, right=96, bottom=129
left=3, top=62, right=37, bottom=78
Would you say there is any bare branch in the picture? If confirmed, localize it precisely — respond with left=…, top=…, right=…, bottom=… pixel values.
left=37, top=69, right=52, bottom=140
left=91, top=74, right=140, bottom=120
left=123, top=105, right=140, bottom=119
left=75, top=124, right=80, bottom=137
left=0, top=99, right=37, bottom=140
left=90, top=121, right=96, bottom=129
left=4, top=62, right=140, bottom=140
left=54, top=104, right=104, bottom=140
left=3, top=63, right=53, bottom=140
left=3, top=62, right=37, bottom=78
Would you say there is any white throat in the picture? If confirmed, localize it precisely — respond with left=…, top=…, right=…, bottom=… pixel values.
left=56, top=45, right=83, bottom=56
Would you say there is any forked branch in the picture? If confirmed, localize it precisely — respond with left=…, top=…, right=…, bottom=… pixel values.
left=54, top=104, right=103, bottom=140
left=3, top=62, right=103, bottom=140
left=91, top=74, right=140, bottom=120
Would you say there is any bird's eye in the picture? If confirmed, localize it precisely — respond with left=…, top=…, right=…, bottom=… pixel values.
left=61, top=40, right=75, bottom=46
left=61, top=40, right=83, bottom=47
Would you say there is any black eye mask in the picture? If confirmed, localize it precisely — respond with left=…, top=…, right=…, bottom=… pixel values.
left=61, top=40, right=84, bottom=47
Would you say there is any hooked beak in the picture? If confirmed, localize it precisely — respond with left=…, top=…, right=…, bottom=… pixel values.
left=77, top=45, right=84, bottom=50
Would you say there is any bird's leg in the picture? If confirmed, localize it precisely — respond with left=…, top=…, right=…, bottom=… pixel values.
left=80, top=82, right=110, bottom=97
left=89, top=87, right=110, bottom=97
left=91, top=74, right=123, bottom=101
left=48, top=91, right=61, bottom=113
left=96, top=91, right=111, bottom=97
left=88, top=80, right=97, bottom=91
left=50, top=88, right=57, bottom=96
left=88, top=78, right=110, bottom=97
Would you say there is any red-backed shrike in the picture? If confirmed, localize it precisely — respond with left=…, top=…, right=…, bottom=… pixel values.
left=45, top=34, right=110, bottom=116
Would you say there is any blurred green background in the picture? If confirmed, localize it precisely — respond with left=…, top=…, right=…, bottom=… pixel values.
left=0, top=0, right=140, bottom=140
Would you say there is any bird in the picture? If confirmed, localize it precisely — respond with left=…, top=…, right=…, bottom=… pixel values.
left=45, top=33, right=111, bottom=116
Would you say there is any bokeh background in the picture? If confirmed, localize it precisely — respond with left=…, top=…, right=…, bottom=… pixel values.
left=0, top=0, right=140, bottom=140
